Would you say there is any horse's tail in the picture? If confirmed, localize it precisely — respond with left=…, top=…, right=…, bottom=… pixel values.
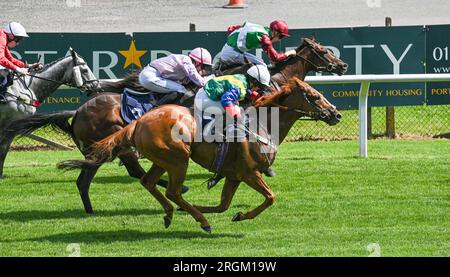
left=57, top=121, right=137, bottom=171
left=0, top=110, right=76, bottom=145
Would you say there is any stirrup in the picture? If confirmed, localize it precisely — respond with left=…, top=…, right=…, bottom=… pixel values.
left=206, top=173, right=223, bottom=190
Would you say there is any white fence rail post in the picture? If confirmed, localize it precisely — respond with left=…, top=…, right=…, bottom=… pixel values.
left=358, top=81, right=371, bottom=157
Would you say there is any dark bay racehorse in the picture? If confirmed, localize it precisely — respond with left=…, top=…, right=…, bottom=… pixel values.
left=1, top=37, right=347, bottom=214
left=0, top=48, right=100, bottom=178
left=58, top=77, right=342, bottom=233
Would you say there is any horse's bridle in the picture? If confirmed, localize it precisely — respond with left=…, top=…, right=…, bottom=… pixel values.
left=271, top=88, right=330, bottom=120
left=270, top=42, right=338, bottom=120
left=295, top=43, right=338, bottom=72
left=6, top=58, right=99, bottom=106
left=276, top=43, right=337, bottom=84
left=24, top=57, right=99, bottom=91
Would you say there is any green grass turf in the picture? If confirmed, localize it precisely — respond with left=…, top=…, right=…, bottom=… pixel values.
left=0, top=139, right=448, bottom=256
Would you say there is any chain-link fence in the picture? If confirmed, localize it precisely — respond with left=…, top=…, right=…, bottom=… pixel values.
left=9, top=105, right=450, bottom=150
left=286, top=105, right=450, bottom=141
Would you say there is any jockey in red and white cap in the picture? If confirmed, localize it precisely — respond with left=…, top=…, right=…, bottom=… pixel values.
left=0, top=22, right=29, bottom=75
left=218, top=20, right=296, bottom=67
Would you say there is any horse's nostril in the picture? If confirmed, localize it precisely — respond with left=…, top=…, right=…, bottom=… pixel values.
left=342, top=63, right=348, bottom=69
left=335, top=113, right=342, bottom=120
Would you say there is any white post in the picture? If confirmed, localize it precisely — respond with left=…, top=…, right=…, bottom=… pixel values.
left=359, top=81, right=371, bottom=158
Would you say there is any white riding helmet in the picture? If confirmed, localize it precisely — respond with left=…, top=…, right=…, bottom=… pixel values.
left=247, top=65, right=271, bottom=87
left=4, top=22, right=29, bottom=38
left=189, top=47, right=213, bottom=66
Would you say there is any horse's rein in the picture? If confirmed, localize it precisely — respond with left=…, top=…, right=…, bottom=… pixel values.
left=265, top=79, right=327, bottom=120
left=24, top=73, right=94, bottom=90
left=20, top=60, right=99, bottom=90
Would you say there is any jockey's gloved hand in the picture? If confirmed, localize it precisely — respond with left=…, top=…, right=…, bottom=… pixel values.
left=284, top=50, right=297, bottom=57
left=247, top=90, right=262, bottom=102
left=29, top=63, right=44, bottom=70
left=224, top=104, right=241, bottom=118
left=205, top=74, right=216, bottom=82
left=16, top=67, right=29, bottom=75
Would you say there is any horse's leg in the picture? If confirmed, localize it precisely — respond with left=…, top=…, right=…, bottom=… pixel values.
left=194, top=178, right=240, bottom=213
left=165, top=163, right=211, bottom=233
left=140, top=164, right=174, bottom=228
left=76, top=166, right=100, bottom=214
left=118, top=152, right=145, bottom=179
left=119, top=151, right=189, bottom=193
left=232, top=172, right=275, bottom=222
left=0, top=135, right=14, bottom=179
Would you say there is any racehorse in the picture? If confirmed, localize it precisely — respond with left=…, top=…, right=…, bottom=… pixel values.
left=0, top=48, right=100, bottom=178
left=1, top=37, right=347, bottom=214
left=58, top=77, right=342, bottom=233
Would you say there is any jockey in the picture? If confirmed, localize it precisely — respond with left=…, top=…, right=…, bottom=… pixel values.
left=217, top=20, right=296, bottom=68
left=195, top=64, right=270, bottom=122
left=0, top=22, right=42, bottom=103
left=194, top=64, right=271, bottom=189
left=139, top=47, right=213, bottom=104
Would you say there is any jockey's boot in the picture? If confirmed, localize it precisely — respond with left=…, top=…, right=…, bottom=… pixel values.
left=0, top=75, right=7, bottom=104
left=263, top=167, right=276, bottom=177
left=0, top=93, right=6, bottom=104
left=0, top=87, right=7, bottom=104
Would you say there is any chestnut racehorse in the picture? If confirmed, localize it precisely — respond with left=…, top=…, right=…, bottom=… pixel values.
left=2, top=37, right=347, bottom=215
left=58, top=77, right=342, bottom=233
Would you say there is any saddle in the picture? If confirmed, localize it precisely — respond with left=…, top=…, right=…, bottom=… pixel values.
left=120, top=88, right=189, bottom=124
left=120, top=88, right=157, bottom=124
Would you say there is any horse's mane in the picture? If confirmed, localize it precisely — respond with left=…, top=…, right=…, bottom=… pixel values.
left=99, top=70, right=147, bottom=92
left=254, top=77, right=311, bottom=108
left=33, top=56, right=68, bottom=73
left=270, top=43, right=306, bottom=73
left=33, top=52, right=89, bottom=73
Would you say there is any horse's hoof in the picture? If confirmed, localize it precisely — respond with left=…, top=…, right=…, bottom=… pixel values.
left=232, top=212, right=244, bottom=222
left=0, top=175, right=5, bottom=180
left=164, top=216, right=172, bottom=228
left=201, top=225, right=211, bottom=234
left=181, top=185, right=189, bottom=194
left=85, top=210, right=94, bottom=215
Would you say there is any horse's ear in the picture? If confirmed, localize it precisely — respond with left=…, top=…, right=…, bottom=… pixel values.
left=310, top=33, right=317, bottom=41
left=70, top=47, right=76, bottom=58
left=69, top=47, right=78, bottom=63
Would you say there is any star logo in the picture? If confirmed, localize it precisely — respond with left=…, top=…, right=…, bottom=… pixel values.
left=119, top=40, right=147, bottom=69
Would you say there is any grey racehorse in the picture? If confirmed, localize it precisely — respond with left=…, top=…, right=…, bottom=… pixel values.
left=0, top=48, right=100, bottom=178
